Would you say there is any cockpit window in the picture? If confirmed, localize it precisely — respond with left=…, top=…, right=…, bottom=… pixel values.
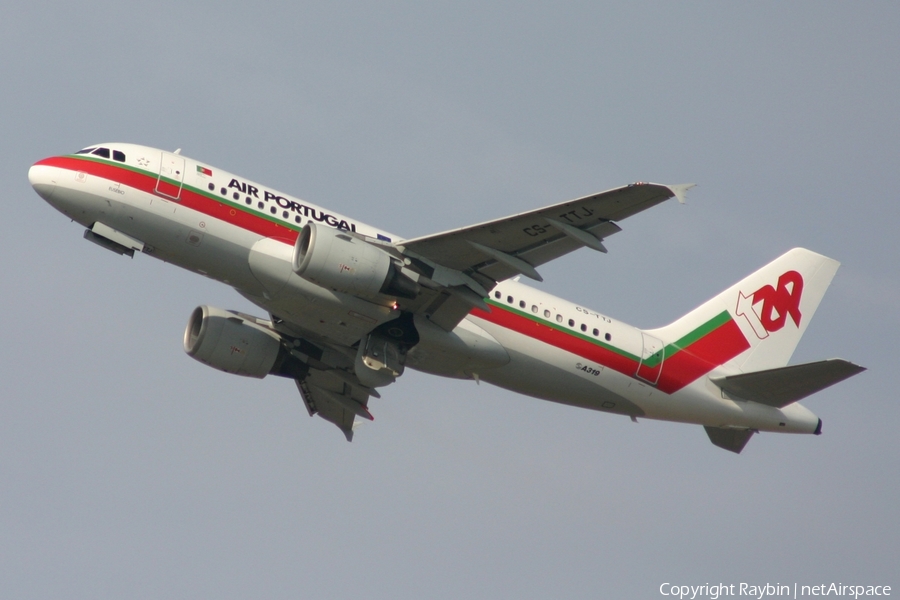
left=92, top=147, right=111, bottom=158
left=75, top=148, right=97, bottom=154
left=113, top=150, right=125, bottom=162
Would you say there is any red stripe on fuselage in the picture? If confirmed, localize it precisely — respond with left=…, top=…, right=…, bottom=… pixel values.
left=471, top=305, right=638, bottom=375
left=472, top=305, right=749, bottom=394
left=36, top=156, right=301, bottom=243
left=40, top=155, right=751, bottom=392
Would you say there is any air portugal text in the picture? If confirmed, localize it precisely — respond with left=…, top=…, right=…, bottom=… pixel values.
left=227, top=178, right=357, bottom=232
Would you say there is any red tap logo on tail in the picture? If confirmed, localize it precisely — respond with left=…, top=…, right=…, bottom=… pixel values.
left=735, top=270, right=804, bottom=339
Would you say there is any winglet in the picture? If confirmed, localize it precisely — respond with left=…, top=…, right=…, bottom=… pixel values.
left=667, top=183, right=696, bottom=204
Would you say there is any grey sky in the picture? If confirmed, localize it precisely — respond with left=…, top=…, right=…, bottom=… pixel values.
left=1, top=2, right=897, bottom=598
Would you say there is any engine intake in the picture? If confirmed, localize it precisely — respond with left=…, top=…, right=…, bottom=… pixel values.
left=183, top=305, right=307, bottom=379
left=292, top=222, right=419, bottom=300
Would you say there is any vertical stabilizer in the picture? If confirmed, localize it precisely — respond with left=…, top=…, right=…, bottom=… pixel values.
left=649, top=248, right=840, bottom=373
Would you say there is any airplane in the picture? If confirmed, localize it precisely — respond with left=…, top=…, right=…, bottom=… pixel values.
left=28, top=143, right=865, bottom=453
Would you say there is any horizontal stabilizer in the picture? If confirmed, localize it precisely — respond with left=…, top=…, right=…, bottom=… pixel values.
left=712, top=359, right=865, bottom=408
left=704, top=427, right=755, bottom=454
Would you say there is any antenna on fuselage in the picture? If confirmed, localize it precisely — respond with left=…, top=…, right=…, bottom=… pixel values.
left=173, top=148, right=182, bottom=155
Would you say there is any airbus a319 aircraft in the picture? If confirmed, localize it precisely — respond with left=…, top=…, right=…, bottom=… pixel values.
left=29, top=143, right=864, bottom=453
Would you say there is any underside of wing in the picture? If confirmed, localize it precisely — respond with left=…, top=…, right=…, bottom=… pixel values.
left=264, top=314, right=380, bottom=441
left=296, top=370, right=375, bottom=441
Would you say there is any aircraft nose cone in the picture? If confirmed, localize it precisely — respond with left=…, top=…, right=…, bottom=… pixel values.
left=29, top=162, right=57, bottom=201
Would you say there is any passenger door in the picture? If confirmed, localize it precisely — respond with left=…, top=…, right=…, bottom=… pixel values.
left=156, top=152, right=185, bottom=200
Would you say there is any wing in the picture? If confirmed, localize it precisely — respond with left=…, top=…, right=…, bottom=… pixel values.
left=296, top=369, right=375, bottom=441
left=264, top=315, right=378, bottom=441
left=395, top=182, right=693, bottom=330
left=254, top=182, right=693, bottom=438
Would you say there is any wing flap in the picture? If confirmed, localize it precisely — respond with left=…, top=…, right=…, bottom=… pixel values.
left=711, top=359, right=865, bottom=408
left=295, top=369, right=375, bottom=441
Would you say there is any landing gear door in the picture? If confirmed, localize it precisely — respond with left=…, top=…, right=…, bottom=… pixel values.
left=636, top=332, right=665, bottom=385
left=156, top=152, right=185, bottom=200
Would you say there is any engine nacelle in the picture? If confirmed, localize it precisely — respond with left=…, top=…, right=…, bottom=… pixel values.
left=292, top=222, right=419, bottom=300
left=183, top=305, right=306, bottom=379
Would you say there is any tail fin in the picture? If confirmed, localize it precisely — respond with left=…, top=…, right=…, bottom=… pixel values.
left=649, top=248, right=840, bottom=373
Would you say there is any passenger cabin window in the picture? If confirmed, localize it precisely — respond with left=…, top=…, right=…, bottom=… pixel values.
left=519, top=300, right=525, bottom=309
left=531, top=305, right=538, bottom=314
left=605, top=333, right=612, bottom=341
left=507, top=296, right=513, bottom=304
left=593, top=328, right=599, bottom=336
left=92, top=147, right=110, bottom=158
left=544, top=309, right=551, bottom=318
left=556, top=314, right=563, bottom=323
left=580, top=324, right=587, bottom=332
left=568, top=318, right=575, bottom=327
left=112, top=150, right=126, bottom=162
left=494, top=292, right=501, bottom=299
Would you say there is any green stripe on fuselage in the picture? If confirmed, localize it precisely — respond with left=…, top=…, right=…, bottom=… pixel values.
left=485, top=300, right=732, bottom=368
left=484, top=299, right=641, bottom=362
left=66, top=154, right=304, bottom=233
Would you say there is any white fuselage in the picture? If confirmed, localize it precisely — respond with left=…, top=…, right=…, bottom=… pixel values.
left=29, top=143, right=821, bottom=437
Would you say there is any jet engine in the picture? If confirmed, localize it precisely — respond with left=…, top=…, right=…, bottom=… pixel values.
left=292, top=222, right=419, bottom=300
left=183, top=305, right=307, bottom=379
